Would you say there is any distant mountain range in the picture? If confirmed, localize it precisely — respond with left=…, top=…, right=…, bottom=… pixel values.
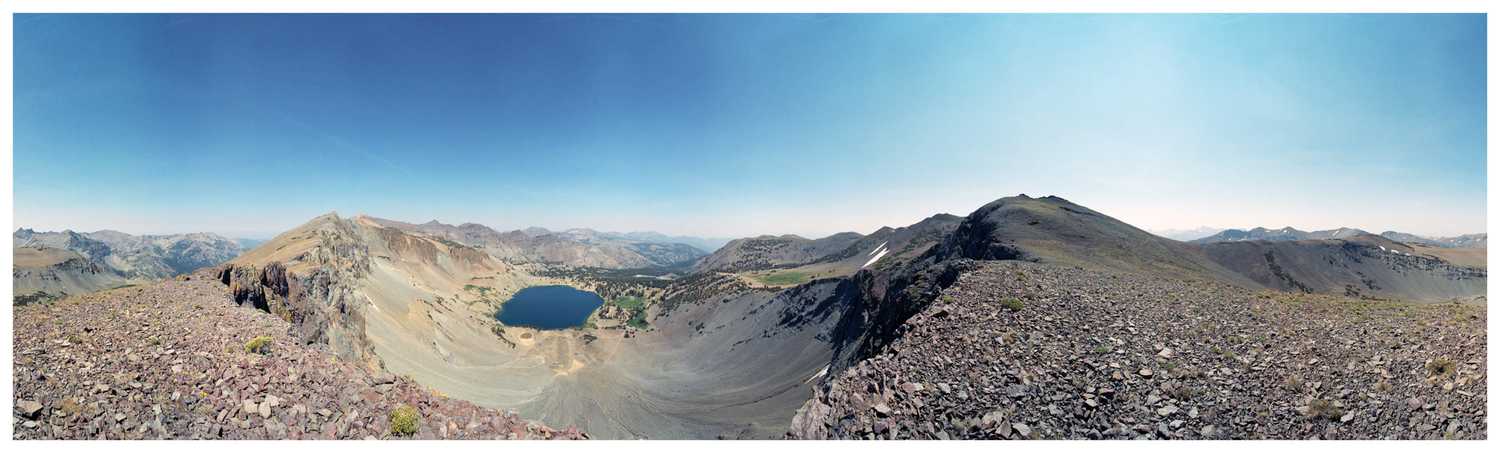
left=1378, top=231, right=1487, bottom=249
left=1189, top=226, right=1486, bottom=249
left=693, top=214, right=963, bottom=275
left=364, top=218, right=713, bottom=269
left=1191, top=226, right=1368, bottom=243
left=603, top=231, right=731, bottom=255
left=12, top=228, right=244, bottom=303
left=1149, top=226, right=1225, bottom=242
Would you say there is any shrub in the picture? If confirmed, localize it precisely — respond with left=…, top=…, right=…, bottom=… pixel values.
left=1374, top=380, right=1394, bottom=393
left=244, top=336, right=273, bottom=354
left=1163, top=381, right=1198, bottom=400
left=390, top=404, right=420, bottom=436
left=1426, top=357, right=1457, bottom=378
left=1000, top=297, right=1024, bottom=311
left=1305, top=398, right=1343, bottom=420
left=59, top=398, right=82, bottom=417
left=626, top=315, right=649, bottom=330
left=1282, top=375, right=1304, bottom=392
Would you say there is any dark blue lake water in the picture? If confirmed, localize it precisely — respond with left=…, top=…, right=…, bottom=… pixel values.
left=494, top=285, right=604, bottom=330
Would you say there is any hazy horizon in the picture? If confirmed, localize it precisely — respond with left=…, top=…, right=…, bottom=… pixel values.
left=14, top=14, right=1486, bottom=239
left=9, top=200, right=1490, bottom=243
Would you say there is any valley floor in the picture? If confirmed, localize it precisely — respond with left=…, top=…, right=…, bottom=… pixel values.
left=10, top=277, right=584, bottom=440
left=789, top=261, right=1487, bottom=439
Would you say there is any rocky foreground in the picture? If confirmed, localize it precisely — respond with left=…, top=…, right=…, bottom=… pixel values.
left=12, top=275, right=585, bottom=440
left=789, top=261, right=1487, bottom=440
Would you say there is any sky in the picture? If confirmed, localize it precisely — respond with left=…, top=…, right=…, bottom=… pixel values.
left=12, top=14, right=1487, bottom=239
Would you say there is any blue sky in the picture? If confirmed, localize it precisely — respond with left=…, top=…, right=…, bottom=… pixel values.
left=13, top=14, right=1486, bottom=239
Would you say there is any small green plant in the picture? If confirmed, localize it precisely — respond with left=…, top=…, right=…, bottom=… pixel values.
left=1425, top=357, right=1456, bottom=378
left=1093, top=344, right=1111, bottom=354
left=941, top=295, right=955, bottom=304
left=390, top=404, right=420, bottom=436
left=244, top=336, right=273, bottom=354
left=1000, top=297, right=1024, bottom=311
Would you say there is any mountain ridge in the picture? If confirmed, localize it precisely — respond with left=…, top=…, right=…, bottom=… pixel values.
left=362, top=216, right=708, bottom=269
left=12, top=228, right=244, bottom=303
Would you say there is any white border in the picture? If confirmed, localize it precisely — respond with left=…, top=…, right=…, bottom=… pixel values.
left=1, top=2, right=1494, bottom=453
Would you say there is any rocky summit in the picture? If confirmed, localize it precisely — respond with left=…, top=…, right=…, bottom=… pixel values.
left=787, top=262, right=1486, bottom=440
left=11, top=275, right=584, bottom=440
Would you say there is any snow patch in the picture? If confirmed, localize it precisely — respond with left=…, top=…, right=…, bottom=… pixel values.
left=862, top=243, right=890, bottom=269
left=868, top=241, right=888, bottom=256
left=804, top=364, right=830, bottom=385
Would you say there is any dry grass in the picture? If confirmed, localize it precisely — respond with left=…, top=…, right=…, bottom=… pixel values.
left=1425, top=357, right=1457, bottom=379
